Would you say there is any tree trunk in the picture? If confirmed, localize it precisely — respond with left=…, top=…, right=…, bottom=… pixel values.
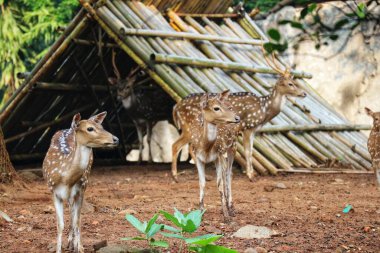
left=0, top=126, right=17, bottom=183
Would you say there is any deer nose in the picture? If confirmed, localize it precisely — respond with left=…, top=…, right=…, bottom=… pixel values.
left=235, top=116, right=240, bottom=123
left=113, top=136, right=119, bottom=145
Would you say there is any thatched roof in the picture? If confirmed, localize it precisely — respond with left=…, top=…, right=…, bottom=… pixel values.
left=0, top=0, right=371, bottom=174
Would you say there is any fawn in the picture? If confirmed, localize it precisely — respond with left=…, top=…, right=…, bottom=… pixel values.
left=172, top=55, right=306, bottom=181
left=365, top=107, right=380, bottom=189
left=42, top=112, right=118, bottom=253
left=173, top=90, right=240, bottom=221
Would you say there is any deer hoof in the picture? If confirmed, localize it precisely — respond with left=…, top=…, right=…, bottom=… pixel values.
left=228, top=206, right=236, bottom=217
left=172, top=174, right=179, bottom=183
left=74, top=245, right=84, bottom=253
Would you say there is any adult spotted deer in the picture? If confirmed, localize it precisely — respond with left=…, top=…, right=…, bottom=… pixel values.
left=173, top=90, right=240, bottom=221
left=42, top=112, right=118, bottom=253
left=365, top=107, right=380, bottom=189
left=108, top=51, right=172, bottom=162
left=172, top=54, right=306, bottom=181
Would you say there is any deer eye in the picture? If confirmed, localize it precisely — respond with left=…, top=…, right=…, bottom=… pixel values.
left=288, top=83, right=294, bottom=87
left=87, top=127, right=94, bottom=132
left=213, top=107, right=220, bottom=112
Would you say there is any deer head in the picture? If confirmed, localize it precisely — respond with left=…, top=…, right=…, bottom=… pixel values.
left=262, top=48, right=307, bottom=98
left=73, top=112, right=119, bottom=148
left=365, top=107, right=380, bottom=129
left=108, top=50, right=140, bottom=100
left=200, top=90, right=240, bottom=125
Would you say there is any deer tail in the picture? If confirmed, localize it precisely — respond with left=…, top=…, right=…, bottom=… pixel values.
left=172, top=105, right=182, bottom=130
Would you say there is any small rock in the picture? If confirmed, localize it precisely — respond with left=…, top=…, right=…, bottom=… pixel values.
left=92, top=221, right=99, bottom=225
left=264, top=186, right=275, bottom=192
left=257, top=197, right=269, bottom=203
left=233, top=225, right=277, bottom=239
left=82, top=200, right=95, bottom=214
left=332, top=178, right=345, bottom=185
left=133, top=195, right=149, bottom=200
left=118, top=209, right=137, bottom=216
left=93, top=240, right=107, bottom=251
left=96, top=244, right=132, bottom=253
left=17, top=226, right=27, bottom=232
left=205, top=175, right=213, bottom=181
left=19, top=171, right=42, bottom=181
left=363, top=226, right=371, bottom=232
left=43, top=205, right=54, bottom=214
left=204, top=225, right=222, bottom=234
left=274, top=182, right=287, bottom=189
left=19, top=209, right=32, bottom=216
left=244, top=247, right=267, bottom=253
left=310, top=206, right=318, bottom=210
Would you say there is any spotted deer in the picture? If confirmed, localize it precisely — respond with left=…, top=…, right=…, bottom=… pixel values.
left=173, top=90, right=240, bottom=221
left=42, top=112, right=119, bottom=253
left=365, top=107, right=380, bottom=189
left=172, top=54, right=306, bottom=181
left=108, top=50, right=173, bottom=162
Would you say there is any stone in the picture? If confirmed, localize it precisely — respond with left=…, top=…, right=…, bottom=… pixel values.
left=274, top=182, right=287, bottom=189
left=118, top=209, right=137, bottom=216
left=93, top=240, right=107, bottom=251
left=43, top=205, right=54, bottom=214
left=96, top=245, right=131, bottom=253
left=204, top=225, right=222, bottom=234
left=19, top=171, right=41, bottom=181
left=233, top=225, right=277, bottom=239
left=244, top=247, right=268, bottom=253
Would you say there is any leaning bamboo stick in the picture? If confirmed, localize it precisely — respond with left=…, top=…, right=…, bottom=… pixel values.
left=258, top=124, right=371, bottom=133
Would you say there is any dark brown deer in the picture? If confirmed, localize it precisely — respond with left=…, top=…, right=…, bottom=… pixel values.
left=108, top=51, right=173, bottom=162
left=42, top=112, right=118, bottom=253
left=173, top=90, right=240, bottom=221
left=172, top=53, right=306, bottom=181
left=365, top=107, right=380, bottom=189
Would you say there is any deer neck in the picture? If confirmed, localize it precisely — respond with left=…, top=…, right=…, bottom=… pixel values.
left=200, top=120, right=218, bottom=153
left=266, top=87, right=285, bottom=119
left=72, top=142, right=92, bottom=170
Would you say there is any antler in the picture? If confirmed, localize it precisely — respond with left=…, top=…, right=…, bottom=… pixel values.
left=111, top=49, right=121, bottom=80
left=260, top=44, right=292, bottom=76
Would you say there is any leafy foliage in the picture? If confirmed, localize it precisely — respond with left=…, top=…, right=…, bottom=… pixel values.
left=0, top=0, right=79, bottom=106
left=123, top=209, right=237, bottom=253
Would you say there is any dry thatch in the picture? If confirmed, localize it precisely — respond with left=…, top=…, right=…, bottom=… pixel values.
left=0, top=0, right=372, bottom=175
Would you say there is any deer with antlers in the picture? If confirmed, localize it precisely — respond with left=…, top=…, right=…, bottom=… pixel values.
left=172, top=52, right=307, bottom=181
left=365, top=107, right=380, bottom=189
left=173, top=90, right=240, bottom=221
left=43, top=112, right=118, bottom=253
left=108, top=50, right=173, bottom=162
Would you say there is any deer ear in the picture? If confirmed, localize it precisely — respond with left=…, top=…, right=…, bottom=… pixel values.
left=218, top=90, right=230, bottom=101
left=71, top=113, right=81, bottom=129
left=108, top=77, right=118, bottom=85
left=365, top=107, right=374, bottom=117
left=89, top=111, right=107, bottom=124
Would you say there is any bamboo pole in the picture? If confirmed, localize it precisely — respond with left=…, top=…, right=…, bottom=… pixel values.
left=73, top=38, right=119, bottom=48
left=257, top=124, right=371, bottom=133
left=5, top=104, right=95, bottom=144
left=151, top=53, right=313, bottom=79
left=118, top=27, right=264, bottom=45
left=32, top=82, right=114, bottom=92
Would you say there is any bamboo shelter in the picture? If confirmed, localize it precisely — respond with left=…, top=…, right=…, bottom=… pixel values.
left=0, top=0, right=372, bottom=175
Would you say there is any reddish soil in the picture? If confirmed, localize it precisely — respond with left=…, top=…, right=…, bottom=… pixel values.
left=0, top=165, right=379, bottom=253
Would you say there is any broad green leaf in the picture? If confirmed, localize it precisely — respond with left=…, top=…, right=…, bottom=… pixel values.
left=125, top=215, right=145, bottom=234
left=147, top=223, right=164, bottom=238
left=290, top=21, right=304, bottom=30
left=200, top=244, right=238, bottom=253
left=267, top=28, right=281, bottom=41
left=356, top=3, right=366, bottom=19
left=185, top=234, right=222, bottom=246
left=183, top=219, right=197, bottom=233
left=160, top=210, right=182, bottom=228
left=145, top=213, right=159, bottom=233
left=329, top=34, right=339, bottom=41
left=186, top=209, right=204, bottom=229
left=278, top=20, right=292, bottom=25
left=163, top=224, right=181, bottom=233
left=300, top=7, right=308, bottom=19
left=308, top=3, right=317, bottom=13
left=149, top=240, right=169, bottom=248
left=263, top=42, right=274, bottom=54
left=174, top=208, right=186, bottom=224
left=121, top=237, right=146, bottom=241
left=160, top=232, right=186, bottom=239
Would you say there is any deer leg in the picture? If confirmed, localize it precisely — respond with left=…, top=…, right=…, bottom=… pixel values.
left=374, top=160, right=380, bottom=190
left=146, top=121, right=153, bottom=163
left=226, top=149, right=235, bottom=217
left=69, top=185, right=84, bottom=253
left=53, top=194, right=64, bottom=253
left=134, top=121, right=144, bottom=164
left=195, top=157, right=206, bottom=210
left=216, top=157, right=230, bottom=222
left=243, top=129, right=255, bottom=181
left=171, top=132, right=191, bottom=182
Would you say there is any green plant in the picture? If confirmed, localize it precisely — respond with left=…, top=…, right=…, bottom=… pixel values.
left=160, top=208, right=237, bottom=253
left=122, top=213, right=169, bottom=250
left=122, top=209, right=237, bottom=253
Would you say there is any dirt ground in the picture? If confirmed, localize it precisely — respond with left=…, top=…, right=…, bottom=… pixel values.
left=0, top=164, right=379, bottom=253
